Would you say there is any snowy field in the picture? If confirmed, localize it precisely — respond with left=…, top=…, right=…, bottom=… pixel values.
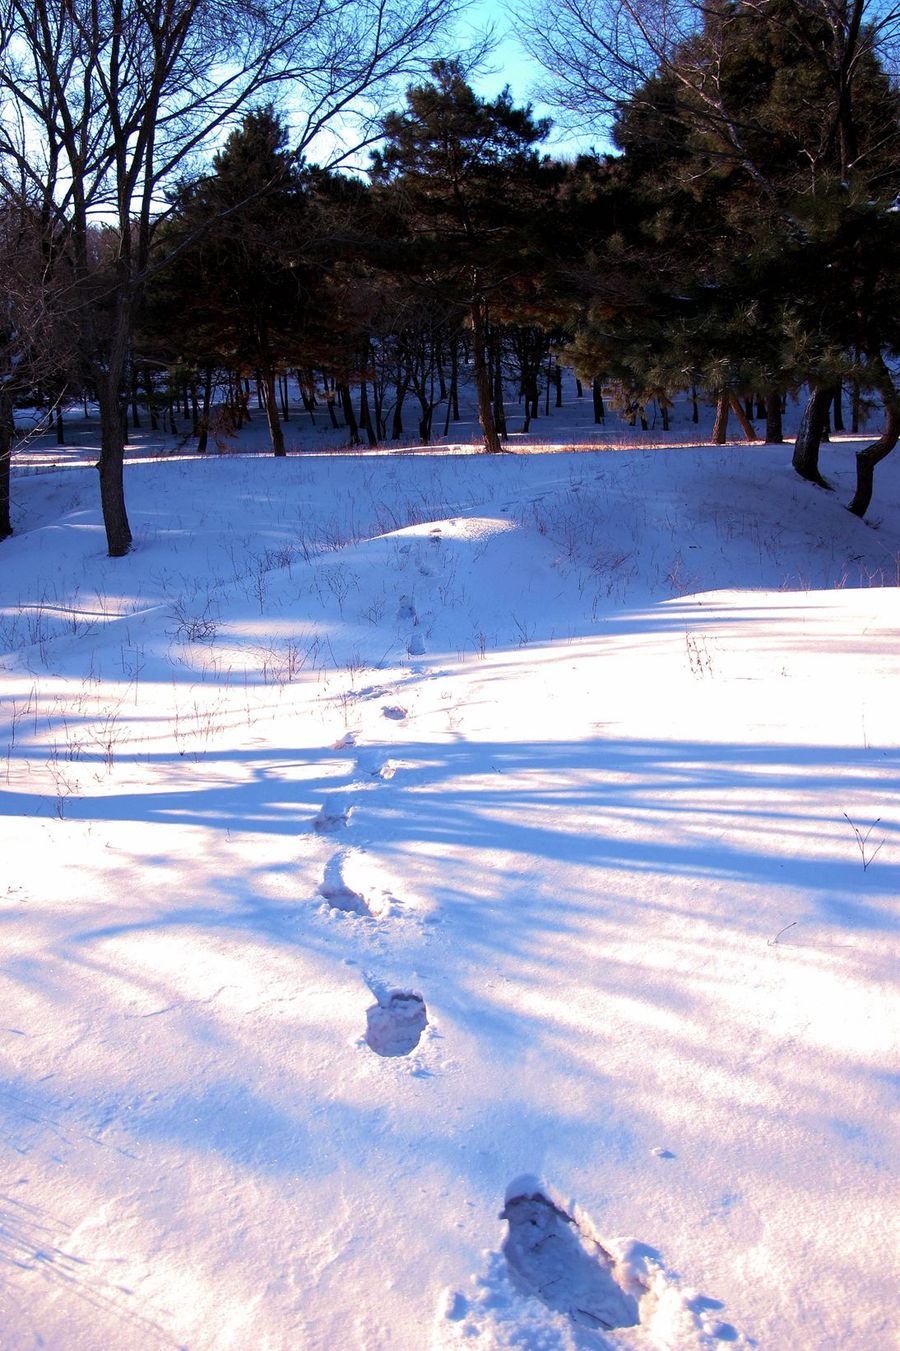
left=1, top=387, right=898, bottom=1349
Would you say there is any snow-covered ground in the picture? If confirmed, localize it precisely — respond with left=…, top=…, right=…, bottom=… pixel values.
left=1, top=386, right=898, bottom=1349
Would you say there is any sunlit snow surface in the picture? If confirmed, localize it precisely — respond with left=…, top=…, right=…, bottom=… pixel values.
left=1, top=392, right=898, bottom=1349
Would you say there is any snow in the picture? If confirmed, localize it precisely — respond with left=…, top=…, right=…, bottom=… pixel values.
left=1, top=388, right=898, bottom=1349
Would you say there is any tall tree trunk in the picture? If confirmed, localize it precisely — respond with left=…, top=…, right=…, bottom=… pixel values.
left=260, top=368, right=286, bottom=455
left=55, top=404, right=65, bottom=445
left=450, top=340, right=460, bottom=421
left=359, top=371, right=377, bottom=446
left=299, top=372, right=317, bottom=420
left=832, top=383, right=845, bottom=432
left=280, top=371, right=290, bottom=421
left=711, top=390, right=729, bottom=443
left=764, top=390, right=783, bottom=443
left=729, top=394, right=757, bottom=439
left=144, top=368, right=159, bottom=431
left=197, top=366, right=213, bottom=453
left=592, top=378, right=605, bottom=423
left=391, top=377, right=408, bottom=439
left=325, top=378, right=340, bottom=429
left=338, top=383, right=360, bottom=444
left=575, top=377, right=583, bottom=398
left=792, top=385, right=834, bottom=487
left=437, top=344, right=448, bottom=401
left=130, top=370, right=141, bottom=429
left=555, top=362, right=563, bottom=408
left=471, top=298, right=501, bottom=453
left=492, top=338, right=507, bottom=441
left=0, top=391, right=12, bottom=541
left=848, top=361, right=900, bottom=517
left=96, top=375, right=132, bottom=556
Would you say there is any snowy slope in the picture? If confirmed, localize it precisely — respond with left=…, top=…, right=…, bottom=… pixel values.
left=1, top=399, right=898, bottom=1350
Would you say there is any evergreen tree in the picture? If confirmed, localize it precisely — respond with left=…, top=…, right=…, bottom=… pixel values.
left=142, top=108, right=309, bottom=456
left=371, top=60, right=559, bottom=452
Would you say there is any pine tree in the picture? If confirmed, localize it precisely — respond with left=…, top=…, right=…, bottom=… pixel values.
left=371, top=61, right=558, bottom=452
left=142, top=108, right=308, bottom=456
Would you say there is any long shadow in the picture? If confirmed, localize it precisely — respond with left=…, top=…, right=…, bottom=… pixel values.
left=2, top=733, right=898, bottom=926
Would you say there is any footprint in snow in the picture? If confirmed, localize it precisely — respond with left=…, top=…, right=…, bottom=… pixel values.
left=382, top=704, right=407, bottom=720
left=365, top=990, right=427, bottom=1056
left=313, top=795, right=352, bottom=832
left=501, top=1182, right=639, bottom=1333
left=319, top=849, right=394, bottom=919
left=353, top=748, right=400, bottom=780
left=408, top=632, right=426, bottom=656
left=397, top=595, right=417, bottom=622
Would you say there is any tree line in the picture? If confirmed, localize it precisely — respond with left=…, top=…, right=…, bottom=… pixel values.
left=1, top=0, right=899, bottom=554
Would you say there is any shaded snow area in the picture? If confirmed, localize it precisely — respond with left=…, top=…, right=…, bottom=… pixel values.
left=1, top=412, right=899, bottom=1348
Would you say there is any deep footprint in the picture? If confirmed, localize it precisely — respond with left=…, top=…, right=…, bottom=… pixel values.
left=318, top=850, right=392, bottom=919
left=365, top=991, right=427, bottom=1056
left=313, top=795, right=351, bottom=832
left=501, top=1187, right=640, bottom=1332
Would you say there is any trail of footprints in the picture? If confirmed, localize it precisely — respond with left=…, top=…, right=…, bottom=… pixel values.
left=313, top=597, right=627, bottom=1324
left=312, top=621, right=430, bottom=1059
left=305, top=562, right=705, bottom=1343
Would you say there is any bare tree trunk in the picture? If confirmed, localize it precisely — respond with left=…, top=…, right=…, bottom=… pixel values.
left=711, top=391, right=729, bottom=444
left=492, top=337, right=507, bottom=442
left=832, top=383, right=845, bottom=432
left=260, top=368, right=286, bottom=455
left=338, top=383, right=359, bottom=444
left=325, top=377, right=340, bottom=429
left=450, top=340, right=460, bottom=421
left=592, top=378, right=605, bottom=423
left=848, top=361, right=900, bottom=517
left=471, top=298, right=501, bottom=453
left=391, top=378, right=408, bottom=439
left=764, top=390, right=784, bottom=443
left=130, top=370, right=141, bottom=429
left=0, top=391, right=12, bottom=540
left=729, top=394, right=758, bottom=439
left=299, top=372, right=317, bottom=421
left=792, top=385, right=834, bottom=487
left=145, top=368, right=159, bottom=431
left=55, top=404, right=65, bottom=445
left=96, top=375, right=132, bottom=555
left=359, top=371, right=377, bottom=446
left=197, top=366, right=213, bottom=453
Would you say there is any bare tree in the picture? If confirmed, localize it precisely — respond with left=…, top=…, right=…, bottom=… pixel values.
left=0, top=0, right=464, bottom=554
left=0, top=195, right=80, bottom=540
left=515, top=0, right=900, bottom=187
